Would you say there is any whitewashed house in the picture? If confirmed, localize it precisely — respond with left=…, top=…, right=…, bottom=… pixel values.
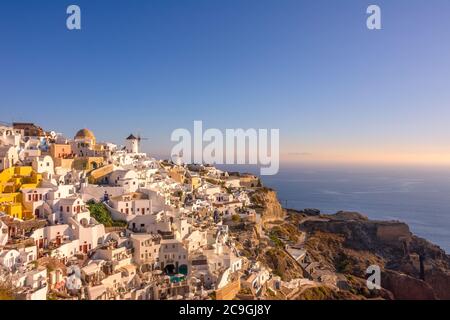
left=0, top=145, right=19, bottom=171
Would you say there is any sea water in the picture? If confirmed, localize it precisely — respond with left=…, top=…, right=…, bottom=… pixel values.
left=219, top=164, right=450, bottom=253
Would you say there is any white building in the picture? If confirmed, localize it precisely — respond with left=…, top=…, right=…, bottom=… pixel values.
left=110, top=192, right=153, bottom=216
left=0, top=249, right=20, bottom=270
left=159, top=238, right=189, bottom=275
left=109, top=169, right=139, bottom=193
left=130, top=233, right=161, bottom=266
left=126, top=134, right=139, bottom=154
left=31, top=155, right=55, bottom=177
left=0, top=145, right=19, bottom=171
left=0, top=125, right=21, bottom=147
left=12, top=267, right=48, bottom=300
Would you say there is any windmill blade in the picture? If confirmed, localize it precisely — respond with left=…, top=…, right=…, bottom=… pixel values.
left=137, top=132, right=149, bottom=142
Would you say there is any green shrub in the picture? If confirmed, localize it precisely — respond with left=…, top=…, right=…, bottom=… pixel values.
left=87, top=202, right=126, bottom=227
left=269, top=233, right=284, bottom=248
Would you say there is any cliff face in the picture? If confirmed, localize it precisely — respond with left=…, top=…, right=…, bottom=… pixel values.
left=299, top=211, right=450, bottom=300
left=382, top=270, right=437, bottom=300
left=250, top=188, right=285, bottom=223
left=261, top=248, right=306, bottom=281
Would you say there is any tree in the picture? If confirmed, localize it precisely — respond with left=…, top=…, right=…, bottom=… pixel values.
left=87, top=201, right=126, bottom=227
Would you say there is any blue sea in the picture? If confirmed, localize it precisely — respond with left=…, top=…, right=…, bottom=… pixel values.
left=219, top=164, right=450, bottom=253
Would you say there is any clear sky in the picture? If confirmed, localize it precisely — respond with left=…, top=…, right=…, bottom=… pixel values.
left=1, top=0, right=450, bottom=165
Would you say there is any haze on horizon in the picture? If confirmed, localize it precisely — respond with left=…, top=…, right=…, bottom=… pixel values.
left=1, top=0, right=450, bottom=168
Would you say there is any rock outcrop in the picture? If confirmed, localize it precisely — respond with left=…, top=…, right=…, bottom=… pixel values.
left=297, top=211, right=450, bottom=300
left=250, top=188, right=285, bottom=223
left=261, top=248, right=307, bottom=281
left=382, top=270, right=437, bottom=300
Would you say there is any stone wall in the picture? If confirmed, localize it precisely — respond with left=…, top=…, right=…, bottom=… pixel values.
left=376, top=223, right=411, bottom=243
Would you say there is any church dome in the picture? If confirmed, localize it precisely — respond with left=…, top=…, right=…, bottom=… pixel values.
left=74, top=128, right=96, bottom=141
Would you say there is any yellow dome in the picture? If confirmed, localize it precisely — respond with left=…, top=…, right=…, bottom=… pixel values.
left=74, top=128, right=96, bottom=141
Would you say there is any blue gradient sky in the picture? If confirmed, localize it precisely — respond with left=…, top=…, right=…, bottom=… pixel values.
left=1, top=0, right=450, bottom=164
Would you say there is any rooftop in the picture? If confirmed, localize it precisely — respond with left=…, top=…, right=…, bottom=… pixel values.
left=74, top=128, right=95, bottom=141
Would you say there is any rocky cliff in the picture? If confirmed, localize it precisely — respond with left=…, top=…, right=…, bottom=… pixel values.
left=297, top=210, right=450, bottom=300
left=250, top=188, right=285, bottom=223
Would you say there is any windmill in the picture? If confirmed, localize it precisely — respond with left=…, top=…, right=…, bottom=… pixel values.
left=126, top=132, right=148, bottom=153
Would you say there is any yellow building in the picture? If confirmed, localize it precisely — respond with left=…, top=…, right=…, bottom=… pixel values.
left=189, top=175, right=201, bottom=190
left=54, top=158, right=74, bottom=170
left=168, top=166, right=186, bottom=184
left=88, top=164, right=114, bottom=184
left=0, top=193, right=22, bottom=218
left=73, top=156, right=105, bottom=171
left=0, top=166, right=42, bottom=220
